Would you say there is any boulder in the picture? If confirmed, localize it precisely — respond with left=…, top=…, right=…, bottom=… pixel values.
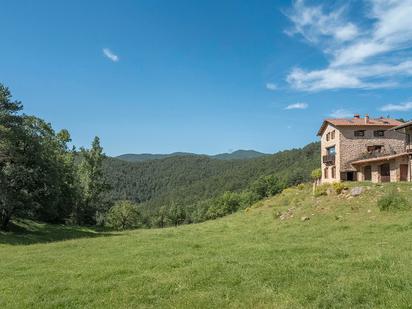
left=301, top=216, right=310, bottom=222
left=350, top=187, right=364, bottom=196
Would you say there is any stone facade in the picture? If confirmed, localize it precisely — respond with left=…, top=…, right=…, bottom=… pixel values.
left=319, top=119, right=408, bottom=183
left=338, top=126, right=405, bottom=171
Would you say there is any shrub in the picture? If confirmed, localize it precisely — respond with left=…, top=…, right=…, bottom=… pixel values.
left=238, top=191, right=260, bottom=209
left=314, top=184, right=331, bottom=197
left=297, top=183, right=306, bottom=190
left=332, top=182, right=348, bottom=195
left=106, top=200, right=141, bottom=230
left=206, top=192, right=242, bottom=219
left=377, top=192, right=411, bottom=211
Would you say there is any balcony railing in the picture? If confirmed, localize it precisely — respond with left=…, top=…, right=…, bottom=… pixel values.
left=323, top=154, right=335, bottom=165
left=356, top=150, right=397, bottom=161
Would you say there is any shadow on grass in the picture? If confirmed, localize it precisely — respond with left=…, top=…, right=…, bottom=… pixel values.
left=0, top=219, right=117, bottom=246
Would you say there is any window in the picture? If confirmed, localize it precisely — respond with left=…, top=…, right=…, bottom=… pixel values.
left=331, top=166, right=336, bottom=178
left=324, top=167, right=328, bottom=179
left=326, top=132, right=330, bottom=141
left=331, top=130, right=335, bottom=139
left=354, top=130, right=365, bottom=137
left=327, top=146, right=336, bottom=155
left=374, top=130, right=385, bottom=137
left=367, top=145, right=383, bottom=153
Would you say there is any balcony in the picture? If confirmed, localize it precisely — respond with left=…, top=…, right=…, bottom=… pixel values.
left=323, top=154, right=335, bottom=165
left=356, top=149, right=396, bottom=160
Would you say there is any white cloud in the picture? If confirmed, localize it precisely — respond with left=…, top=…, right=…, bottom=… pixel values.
left=329, top=109, right=354, bottom=118
left=103, top=48, right=119, bottom=62
left=285, top=102, right=308, bottom=110
left=285, top=0, right=359, bottom=43
left=266, top=83, right=278, bottom=91
left=380, top=102, right=412, bottom=112
left=285, top=0, right=412, bottom=91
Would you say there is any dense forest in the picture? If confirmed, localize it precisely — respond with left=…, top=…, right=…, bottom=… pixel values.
left=104, top=142, right=320, bottom=224
left=0, top=83, right=320, bottom=231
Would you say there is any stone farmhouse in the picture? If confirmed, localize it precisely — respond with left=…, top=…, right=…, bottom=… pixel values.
left=318, top=114, right=412, bottom=183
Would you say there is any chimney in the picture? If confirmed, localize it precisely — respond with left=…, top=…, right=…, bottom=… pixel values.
left=354, top=114, right=360, bottom=119
left=365, top=114, right=369, bottom=124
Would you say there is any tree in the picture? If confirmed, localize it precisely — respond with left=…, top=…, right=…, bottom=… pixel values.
left=311, top=168, right=322, bottom=195
left=0, top=83, right=84, bottom=230
left=0, top=85, right=31, bottom=230
left=106, top=200, right=140, bottom=230
left=311, top=168, right=322, bottom=182
left=153, top=206, right=168, bottom=228
left=167, top=202, right=186, bottom=227
left=251, top=175, right=285, bottom=199
left=75, top=136, right=110, bottom=225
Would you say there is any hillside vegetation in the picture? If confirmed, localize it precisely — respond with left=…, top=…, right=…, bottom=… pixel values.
left=104, top=142, right=319, bottom=212
left=2, top=182, right=412, bottom=308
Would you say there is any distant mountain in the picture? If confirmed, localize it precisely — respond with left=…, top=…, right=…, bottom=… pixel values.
left=212, top=150, right=269, bottom=160
left=116, top=152, right=196, bottom=162
left=116, top=150, right=269, bottom=162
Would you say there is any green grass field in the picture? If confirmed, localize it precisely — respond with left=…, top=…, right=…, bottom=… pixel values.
left=2, top=182, right=412, bottom=308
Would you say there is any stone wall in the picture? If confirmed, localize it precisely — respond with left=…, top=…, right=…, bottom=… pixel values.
left=339, top=126, right=405, bottom=171
left=320, top=124, right=340, bottom=183
left=355, top=156, right=410, bottom=183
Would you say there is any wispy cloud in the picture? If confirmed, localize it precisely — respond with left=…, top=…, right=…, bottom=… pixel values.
left=329, top=109, right=353, bottom=118
left=103, top=48, right=119, bottom=62
left=285, top=102, right=308, bottom=110
left=284, top=0, right=412, bottom=91
left=266, top=83, right=278, bottom=91
left=380, top=102, right=412, bottom=112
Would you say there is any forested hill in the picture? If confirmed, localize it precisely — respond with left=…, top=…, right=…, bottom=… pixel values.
left=104, top=142, right=320, bottom=212
left=116, top=149, right=269, bottom=162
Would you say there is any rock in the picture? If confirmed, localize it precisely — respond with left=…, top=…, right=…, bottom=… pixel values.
left=326, top=188, right=334, bottom=195
left=367, top=209, right=372, bottom=213
left=301, top=216, right=310, bottom=221
left=350, top=187, right=364, bottom=196
left=279, top=207, right=295, bottom=221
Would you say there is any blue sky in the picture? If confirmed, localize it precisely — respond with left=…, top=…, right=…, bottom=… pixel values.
left=2, top=0, right=412, bottom=156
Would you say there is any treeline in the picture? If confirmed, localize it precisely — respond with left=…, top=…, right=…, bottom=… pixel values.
left=102, top=144, right=320, bottom=229
left=0, top=83, right=320, bottom=231
left=0, top=84, right=109, bottom=231
left=105, top=174, right=286, bottom=230
left=103, top=142, right=319, bottom=215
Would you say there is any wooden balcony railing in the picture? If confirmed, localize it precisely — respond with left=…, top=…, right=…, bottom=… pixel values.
left=322, top=154, right=335, bottom=165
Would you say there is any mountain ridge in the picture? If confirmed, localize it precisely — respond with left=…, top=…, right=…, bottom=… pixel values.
left=116, top=149, right=269, bottom=162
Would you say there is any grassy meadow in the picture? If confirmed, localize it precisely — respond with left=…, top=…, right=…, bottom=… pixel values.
left=2, top=182, right=412, bottom=308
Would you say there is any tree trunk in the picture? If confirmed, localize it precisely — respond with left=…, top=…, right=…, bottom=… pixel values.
left=0, top=213, right=11, bottom=231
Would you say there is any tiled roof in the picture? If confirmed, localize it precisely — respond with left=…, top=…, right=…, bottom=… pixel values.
left=351, top=153, right=408, bottom=165
left=317, top=117, right=403, bottom=136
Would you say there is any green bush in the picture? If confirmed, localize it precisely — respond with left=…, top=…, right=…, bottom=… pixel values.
left=314, top=184, right=331, bottom=197
left=378, top=192, right=411, bottom=211
left=332, top=182, right=348, bottom=195
left=297, top=183, right=306, bottom=190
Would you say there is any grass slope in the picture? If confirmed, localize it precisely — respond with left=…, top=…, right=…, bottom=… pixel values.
left=2, top=182, right=412, bottom=308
